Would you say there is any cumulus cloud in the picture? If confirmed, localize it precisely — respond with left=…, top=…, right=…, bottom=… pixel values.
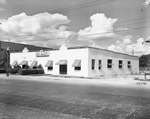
left=0, top=12, right=70, bottom=34
left=0, top=12, right=119, bottom=48
left=143, top=0, right=150, bottom=7
left=78, top=13, right=117, bottom=39
left=108, top=37, right=150, bottom=56
left=0, top=12, right=75, bottom=46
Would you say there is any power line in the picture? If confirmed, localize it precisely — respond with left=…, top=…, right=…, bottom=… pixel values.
left=51, top=0, right=115, bottom=13
left=1, top=25, right=150, bottom=40
left=1, top=0, right=115, bottom=23
left=0, top=0, right=149, bottom=32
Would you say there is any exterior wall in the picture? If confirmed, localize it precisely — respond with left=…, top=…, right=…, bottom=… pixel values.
left=10, top=48, right=89, bottom=77
left=10, top=52, right=37, bottom=67
left=43, top=48, right=89, bottom=77
left=10, top=47, right=139, bottom=78
left=88, top=48, right=139, bottom=77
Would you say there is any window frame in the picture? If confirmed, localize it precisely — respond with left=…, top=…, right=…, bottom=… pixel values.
left=75, top=66, right=81, bottom=71
left=47, top=66, right=53, bottom=71
left=127, top=61, right=131, bottom=68
left=92, top=59, right=95, bottom=70
left=107, top=59, right=112, bottom=68
left=98, top=60, right=102, bottom=70
left=119, top=60, right=123, bottom=69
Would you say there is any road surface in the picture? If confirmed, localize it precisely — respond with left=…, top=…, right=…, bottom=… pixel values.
left=0, top=76, right=150, bottom=119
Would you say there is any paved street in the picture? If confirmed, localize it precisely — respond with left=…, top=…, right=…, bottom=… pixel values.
left=0, top=75, right=150, bottom=119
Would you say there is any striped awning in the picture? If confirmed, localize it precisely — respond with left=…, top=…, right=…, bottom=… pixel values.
left=72, top=60, right=81, bottom=67
left=45, top=60, right=53, bottom=67
left=11, top=61, right=18, bottom=67
left=55, top=60, right=67, bottom=65
left=30, top=61, right=38, bottom=68
left=19, top=61, right=28, bottom=65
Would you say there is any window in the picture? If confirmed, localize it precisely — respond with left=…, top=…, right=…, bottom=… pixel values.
left=107, top=59, right=112, bottom=68
left=128, top=61, right=131, bottom=68
left=48, top=66, right=53, bottom=70
left=119, top=60, right=123, bottom=69
left=98, top=60, right=102, bottom=70
left=75, top=67, right=81, bottom=70
left=92, top=59, right=95, bottom=70
left=45, top=60, right=53, bottom=71
left=72, top=60, right=81, bottom=71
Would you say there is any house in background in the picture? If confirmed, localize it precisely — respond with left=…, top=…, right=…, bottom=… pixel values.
left=10, top=45, right=139, bottom=77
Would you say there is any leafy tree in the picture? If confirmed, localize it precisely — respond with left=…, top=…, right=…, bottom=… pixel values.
left=139, top=55, right=149, bottom=67
left=0, top=49, right=7, bottom=68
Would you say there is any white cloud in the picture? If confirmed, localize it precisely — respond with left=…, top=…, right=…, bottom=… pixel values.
left=143, top=0, right=150, bottom=7
left=0, top=12, right=74, bottom=46
left=123, top=38, right=132, bottom=45
left=0, top=12, right=70, bottom=34
left=108, top=37, right=150, bottom=56
left=0, top=12, right=119, bottom=48
left=78, top=13, right=117, bottom=39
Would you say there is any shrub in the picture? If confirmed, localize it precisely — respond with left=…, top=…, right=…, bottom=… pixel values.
left=18, top=68, right=44, bottom=75
left=10, top=68, right=18, bottom=74
left=10, top=65, right=21, bottom=74
left=23, top=65, right=30, bottom=69
left=0, top=68, right=6, bottom=73
left=37, top=64, right=43, bottom=69
left=14, top=65, right=21, bottom=69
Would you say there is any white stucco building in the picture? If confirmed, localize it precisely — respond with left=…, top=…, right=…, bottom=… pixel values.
left=10, top=45, right=139, bottom=77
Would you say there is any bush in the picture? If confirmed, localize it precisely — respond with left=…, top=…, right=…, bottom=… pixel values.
left=14, top=65, right=21, bottom=69
left=37, top=64, right=43, bottom=69
left=0, top=68, right=6, bottom=73
left=18, top=68, right=44, bottom=75
left=10, top=68, right=18, bottom=74
left=23, top=65, right=30, bottom=69
left=10, top=65, right=21, bottom=74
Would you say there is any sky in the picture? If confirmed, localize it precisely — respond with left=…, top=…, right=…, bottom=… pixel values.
left=0, top=0, right=150, bottom=56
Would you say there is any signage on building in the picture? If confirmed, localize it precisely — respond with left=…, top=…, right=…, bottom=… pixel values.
left=36, top=50, right=50, bottom=57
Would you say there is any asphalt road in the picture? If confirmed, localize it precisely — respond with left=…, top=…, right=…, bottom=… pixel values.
left=0, top=76, right=150, bottom=119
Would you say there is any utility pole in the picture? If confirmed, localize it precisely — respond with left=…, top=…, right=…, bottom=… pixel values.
left=0, top=23, right=1, bottom=50
left=6, top=47, right=10, bottom=76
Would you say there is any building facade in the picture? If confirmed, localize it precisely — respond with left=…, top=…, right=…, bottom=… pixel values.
left=10, top=45, right=139, bottom=77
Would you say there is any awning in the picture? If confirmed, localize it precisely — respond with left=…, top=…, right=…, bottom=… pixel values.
left=11, top=61, right=18, bottom=67
left=19, top=61, right=28, bottom=65
left=72, top=60, right=81, bottom=67
left=45, top=60, right=53, bottom=67
left=55, top=60, right=67, bottom=65
left=30, top=61, right=38, bottom=68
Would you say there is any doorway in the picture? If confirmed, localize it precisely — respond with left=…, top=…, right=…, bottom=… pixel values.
left=59, top=65, right=67, bottom=74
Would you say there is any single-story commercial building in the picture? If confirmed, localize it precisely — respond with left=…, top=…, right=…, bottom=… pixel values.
left=10, top=45, right=139, bottom=77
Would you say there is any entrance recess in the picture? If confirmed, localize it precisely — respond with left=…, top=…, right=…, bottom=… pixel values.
left=60, top=65, right=67, bottom=74
left=55, top=60, right=67, bottom=74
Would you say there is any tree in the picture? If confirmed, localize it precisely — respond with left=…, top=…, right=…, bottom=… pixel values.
left=0, top=49, right=7, bottom=68
left=139, top=55, right=149, bottom=67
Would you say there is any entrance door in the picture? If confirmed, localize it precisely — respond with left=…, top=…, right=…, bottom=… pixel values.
left=60, top=65, right=67, bottom=74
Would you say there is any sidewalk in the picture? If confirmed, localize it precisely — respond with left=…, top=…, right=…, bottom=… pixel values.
left=1, top=73, right=150, bottom=87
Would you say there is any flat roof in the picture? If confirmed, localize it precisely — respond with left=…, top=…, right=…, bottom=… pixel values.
left=67, top=46, right=139, bottom=58
left=11, top=45, right=139, bottom=58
